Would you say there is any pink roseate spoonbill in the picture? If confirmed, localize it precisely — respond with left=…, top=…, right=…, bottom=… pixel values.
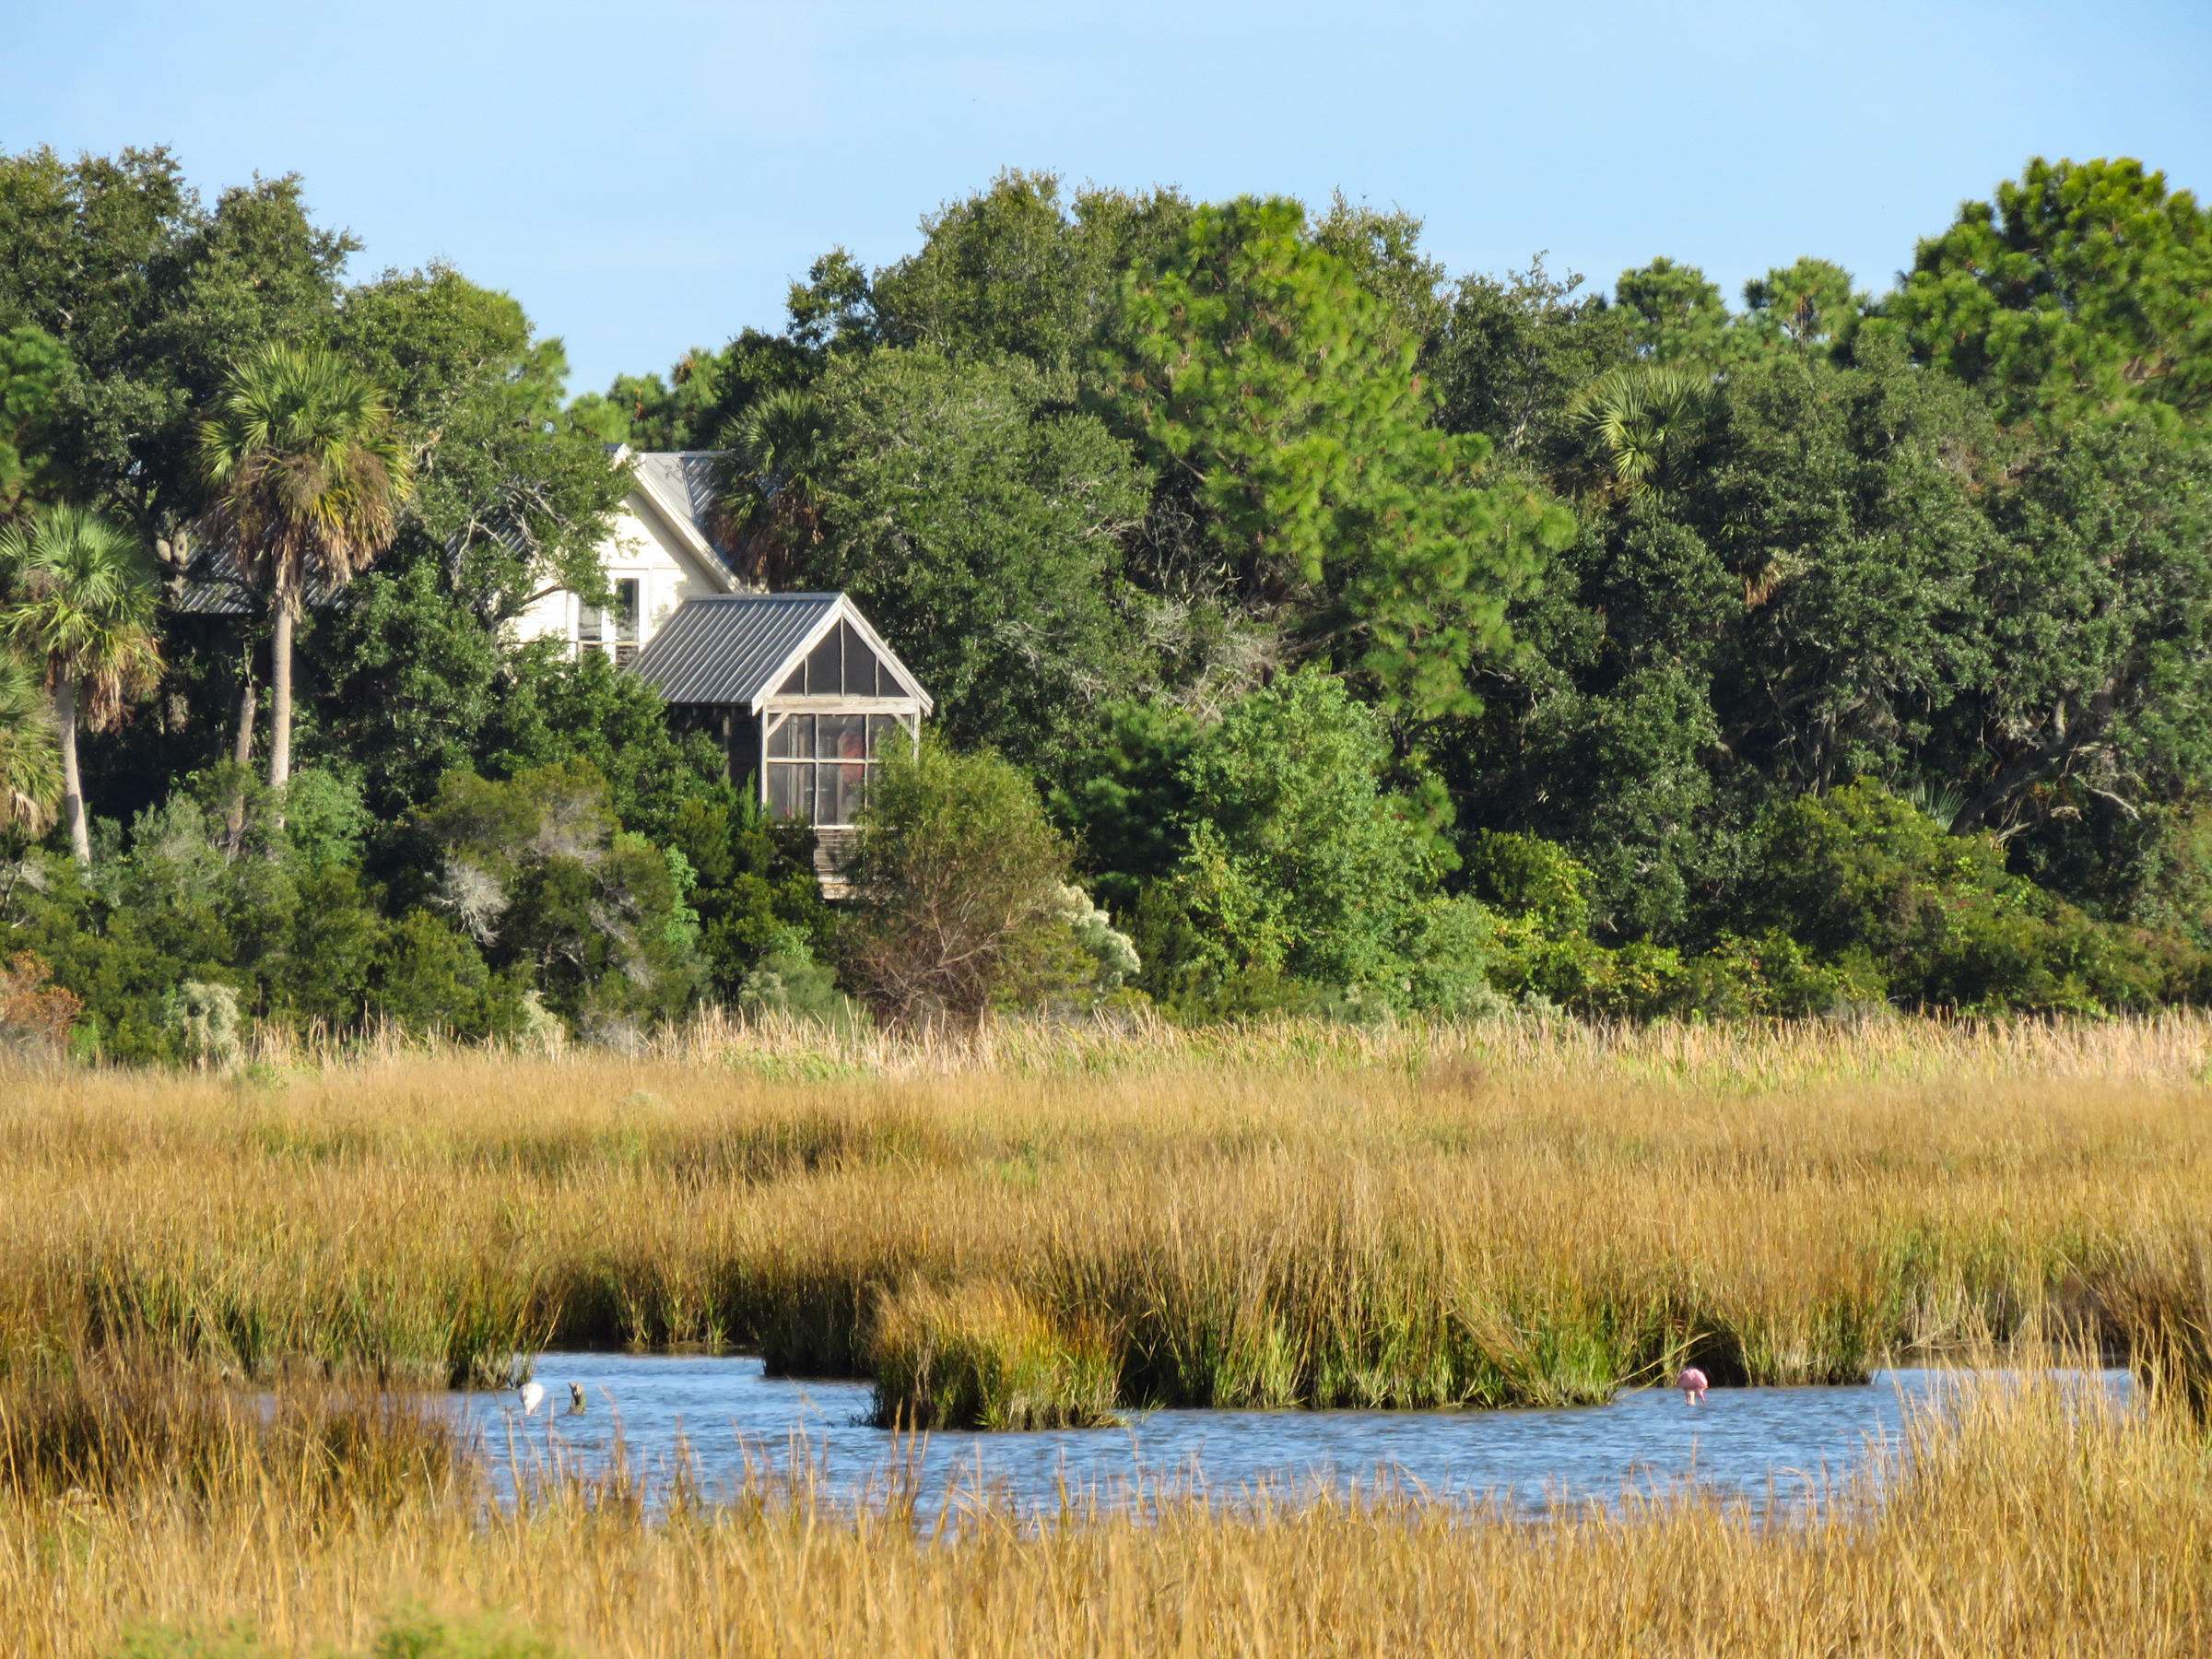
left=1677, top=1367, right=1710, bottom=1406
left=517, top=1380, right=546, bottom=1417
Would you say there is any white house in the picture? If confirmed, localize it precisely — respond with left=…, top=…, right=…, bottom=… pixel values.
left=507, top=447, right=743, bottom=664
left=512, top=450, right=933, bottom=841
left=174, top=445, right=930, bottom=874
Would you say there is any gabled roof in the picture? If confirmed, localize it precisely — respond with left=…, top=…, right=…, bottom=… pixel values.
left=611, top=446, right=743, bottom=589
left=628, top=593, right=932, bottom=712
left=630, top=451, right=724, bottom=545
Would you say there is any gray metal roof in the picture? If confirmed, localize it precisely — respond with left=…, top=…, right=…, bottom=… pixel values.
left=628, top=593, right=844, bottom=706
left=168, top=543, right=343, bottom=617
left=630, top=451, right=727, bottom=555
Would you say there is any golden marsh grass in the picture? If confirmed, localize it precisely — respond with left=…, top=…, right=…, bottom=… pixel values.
left=6, top=1015, right=2211, bottom=1652
left=1, top=1361, right=2205, bottom=1655
left=9, top=1013, right=2212, bottom=1418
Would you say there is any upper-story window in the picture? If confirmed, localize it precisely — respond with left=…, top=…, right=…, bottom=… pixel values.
left=579, top=580, right=642, bottom=663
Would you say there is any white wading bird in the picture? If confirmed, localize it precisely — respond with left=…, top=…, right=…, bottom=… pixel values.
left=517, top=1380, right=546, bottom=1417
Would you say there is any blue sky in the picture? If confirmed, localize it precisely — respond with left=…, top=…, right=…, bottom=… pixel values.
left=7, top=0, right=2209, bottom=396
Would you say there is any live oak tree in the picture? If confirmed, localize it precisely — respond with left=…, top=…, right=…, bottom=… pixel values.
left=1431, top=255, right=1634, bottom=461
left=1444, top=336, right=2006, bottom=941
left=0, top=324, right=69, bottom=515
left=797, top=349, right=1153, bottom=771
left=1947, top=410, right=2212, bottom=836
left=1695, top=337, right=2000, bottom=799
left=0, top=150, right=625, bottom=820
left=331, top=266, right=626, bottom=628
left=864, top=171, right=1193, bottom=372
left=0, top=147, right=351, bottom=548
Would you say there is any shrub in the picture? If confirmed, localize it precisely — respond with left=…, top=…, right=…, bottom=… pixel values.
left=163, top=981, right=241, bottom=1068
left=485, top=643, right=727, bottom=845
left=1742, top=779, right=2208, bottom=1013
left=1135, top=670, right=1477, bottom=1016
left=0, top=950, right=79, bottom=1051
left=668, top=793, right=831, bottom=1001
left=267, top=862, right=387, bottom=1030
left=373, top=911, right=518, bottom=1041
left=1171, top=670, right=1437, bottom=990
left=1465, top=830, right=1595, bottom=936
left=842, top=735, right=1075, bottom=1024
left=1049, top=698, right=1199, bottom=914
left=1397, top=895, right=1506, bottom=1016
left=416, top=760, right=702, bottom=1031
left=1677, top=931, right=1887, bottom=1018
left=1053, top=883, right=1140, bottom=993
left=737, top=935, right=865, bottom=1030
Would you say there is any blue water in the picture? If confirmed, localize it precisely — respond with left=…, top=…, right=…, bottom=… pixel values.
left=441, top=1354, right=2130, bottom=1516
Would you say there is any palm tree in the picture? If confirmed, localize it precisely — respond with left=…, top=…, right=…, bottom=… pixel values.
left=0, top=655, right=62, bottom=841
left=713, top=386, right=830, bottom=587
left=1564, top=364, right=1713, bottom=495
left=0, top=505, right=160, bottom=864
left=198, top=346, right=414, bottom=804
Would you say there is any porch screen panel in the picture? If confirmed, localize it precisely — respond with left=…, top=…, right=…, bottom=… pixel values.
left=767, top=759, right=815, bottom=821
left=763, top=707, right=899, bottom=828
left=842, top=623, right=890, bottom=697
left=806, top=629, right=843, bottom=694
left=820, top=763, right=867, bottom=826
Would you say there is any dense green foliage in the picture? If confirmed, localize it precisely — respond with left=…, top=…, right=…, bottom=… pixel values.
left=5, top=141, right=2212, bottom=1051
left=842, top=735, right=1108, bottom=1023
left=1882, top=158, right=2212, bottom=426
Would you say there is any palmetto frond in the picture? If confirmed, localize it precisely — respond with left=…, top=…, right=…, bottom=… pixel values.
left=0, top=504, right=164, bottom=732
left=0, top=655, right=61, bottom=833
left=197, top=345, right=416, bottom=612
left=1902, top=779, right=1971, bottom=830
left=714, top=386, right=830, bottom=586
left=1565, top=364, right=1713, bottom=491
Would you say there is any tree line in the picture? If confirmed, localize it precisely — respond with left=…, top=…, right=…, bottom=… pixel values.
left=1, top=147, right=2208, bottom=1055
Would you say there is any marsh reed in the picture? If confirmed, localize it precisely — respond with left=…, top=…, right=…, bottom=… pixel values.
left=4, top=1016, right=2208, bottom=1652
left=3, top=1358, right=2206, bottom=1655
left=9, top=1013, right=2212, bottom=1423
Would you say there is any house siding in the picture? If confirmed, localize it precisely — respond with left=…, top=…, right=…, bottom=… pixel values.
left=508, top=494, right=733, bottom=660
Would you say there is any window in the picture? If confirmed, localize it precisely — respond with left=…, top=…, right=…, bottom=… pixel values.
left=762, top=709, right=912, bottom=827
left=613, top=579, right=641, bottom=665
left=580, top=581, right=642, bottom=662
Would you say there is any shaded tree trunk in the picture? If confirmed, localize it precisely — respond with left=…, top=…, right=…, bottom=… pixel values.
left=226, top=649, right=256, bottom=855
left=268, top=605, right=295, bottom=829
left=54, top=679, right=88, bottom=865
